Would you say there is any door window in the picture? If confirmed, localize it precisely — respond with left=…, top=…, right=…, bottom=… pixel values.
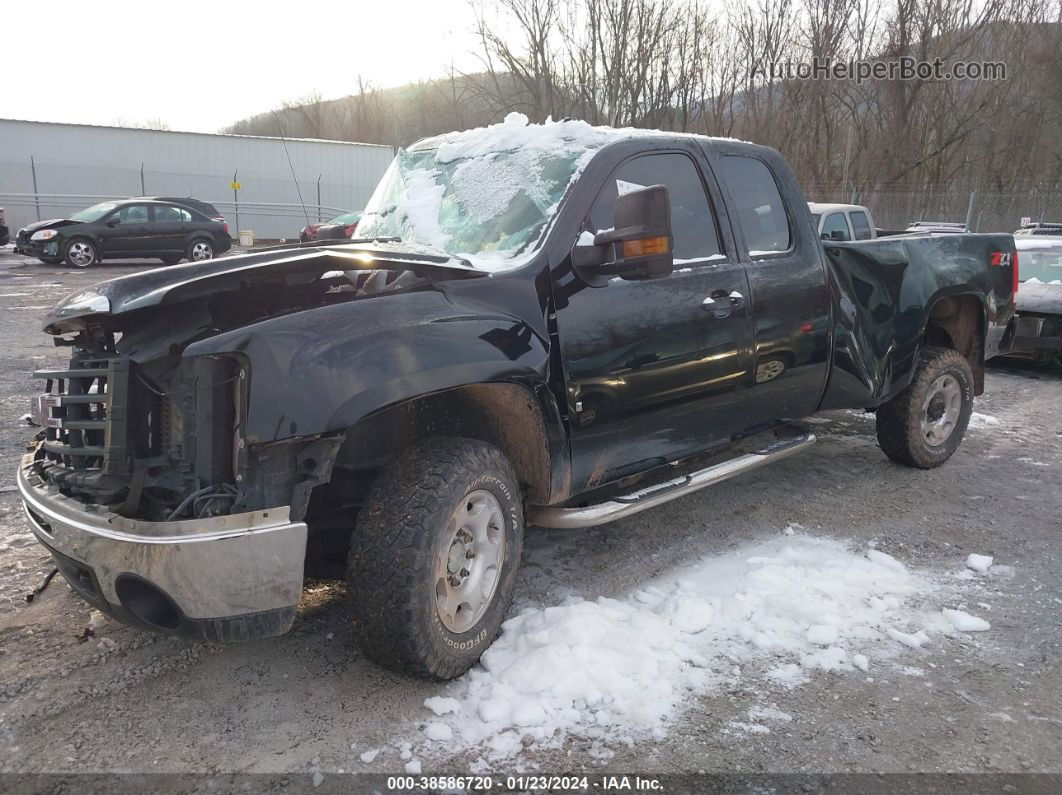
left=717, top=156, right=791, bottom=255
left=821, top=212, right=851, bottom=241
left=588, top=153, right=722, bottom=261
left=118, top=205, right=150, bottom=224
left=155, top=205, right=192, bottom=223
left=850, top=210, right=873, bottom=240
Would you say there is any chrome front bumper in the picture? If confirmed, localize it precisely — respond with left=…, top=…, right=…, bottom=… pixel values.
left=17, top=453, right=307, bottom=641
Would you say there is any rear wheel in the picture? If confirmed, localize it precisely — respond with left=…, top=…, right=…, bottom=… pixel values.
left=64, top=239, right=97, bottom=268
left=348, top=437, right=523, bottom=679
left=876, top=347, right=974, bottom=468
left=187, top=239, right=214, bottom=262
left=160, top=255, right=182, bottom=265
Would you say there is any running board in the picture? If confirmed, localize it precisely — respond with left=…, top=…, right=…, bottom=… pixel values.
left=528, top=431, right=816, bottom=529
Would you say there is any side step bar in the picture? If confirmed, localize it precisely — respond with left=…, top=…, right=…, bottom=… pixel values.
left=528, top=431, right=815, bottom=529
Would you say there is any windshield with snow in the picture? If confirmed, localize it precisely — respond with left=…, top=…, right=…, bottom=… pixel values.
left=354, top=114, right=615, bottom=271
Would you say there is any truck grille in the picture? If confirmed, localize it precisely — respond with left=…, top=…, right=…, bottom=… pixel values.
left=33, top=356, right=131, bottom=475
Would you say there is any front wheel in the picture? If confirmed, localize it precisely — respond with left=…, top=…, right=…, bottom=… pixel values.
left=160, top=256, right=182, bottom=265
left=187, top=239, right=214, bottom=262
left=348, top=437, right=523, bottom=679
left=876, top=347, right=974, bottom=468
left=64, top=239, right=97, bottom=268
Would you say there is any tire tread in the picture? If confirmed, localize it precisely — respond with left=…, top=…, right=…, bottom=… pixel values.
left=875, top=346, right=973, bottom=469
left=347, top=436, right=522, bottom=680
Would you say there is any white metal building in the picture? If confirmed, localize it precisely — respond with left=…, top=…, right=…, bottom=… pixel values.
left=0, top=118, right=395, bottom=240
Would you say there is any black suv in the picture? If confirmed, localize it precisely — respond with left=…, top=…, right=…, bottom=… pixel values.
left=15, top=198, right=232, bottom=268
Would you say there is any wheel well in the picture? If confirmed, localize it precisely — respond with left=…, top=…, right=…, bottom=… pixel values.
left=924, top=294, right=985, bottom=394
left=334, top=382, right=553, bottom=505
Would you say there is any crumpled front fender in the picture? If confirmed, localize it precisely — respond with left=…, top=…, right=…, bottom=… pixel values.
left=185, top=289, right=550, bottom=443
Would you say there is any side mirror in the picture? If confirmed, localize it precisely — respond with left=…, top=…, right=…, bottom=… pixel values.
left=106, top=217, right=121, bottom=227
left=829, top=230, right=846, bottom=241
left=572, top=185, right=674, bottom=281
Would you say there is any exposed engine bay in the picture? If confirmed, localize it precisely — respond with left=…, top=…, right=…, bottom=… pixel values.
left=28, top=246, right=477, bottom=522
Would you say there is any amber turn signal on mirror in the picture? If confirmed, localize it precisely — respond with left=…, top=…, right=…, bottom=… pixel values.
left=622, top=236, right=670, bottom=258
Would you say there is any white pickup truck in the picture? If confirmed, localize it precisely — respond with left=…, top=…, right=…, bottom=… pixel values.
left=808, top=202, right=876, bottom=241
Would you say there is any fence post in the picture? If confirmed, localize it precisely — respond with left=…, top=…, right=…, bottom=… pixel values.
left=317, top=175, right=322, bottom=222
left=964, top=190, right=977, bottom=232
left=140, top=163, right=145, bottom=196
left=233, top=169, right=240, bottom=237
left=30, top=155, right=41, bottom=221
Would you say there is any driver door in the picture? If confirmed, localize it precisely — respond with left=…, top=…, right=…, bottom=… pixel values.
left=98, top=204, right=151, bottom=256
left=553, top=151, right=755, bottom=494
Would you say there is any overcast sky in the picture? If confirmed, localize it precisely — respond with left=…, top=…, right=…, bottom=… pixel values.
left=5, top=1, right=485, bottom=134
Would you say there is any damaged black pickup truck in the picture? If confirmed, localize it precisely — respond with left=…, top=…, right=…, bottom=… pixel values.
left=18, top=117, right=1017, bottom=679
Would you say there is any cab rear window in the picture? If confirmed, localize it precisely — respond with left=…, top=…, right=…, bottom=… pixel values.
left=850, top=211, right=873, bottom=240
left=718, top=156, right=790, bottom=255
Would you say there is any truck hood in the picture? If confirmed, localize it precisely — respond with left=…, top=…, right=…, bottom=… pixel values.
left=44, top=242, right=485, bottom=334
left=1017, top=280, right=1062, bottom=315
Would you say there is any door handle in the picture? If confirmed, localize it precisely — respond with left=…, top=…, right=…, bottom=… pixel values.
left=702, top=289, right=744, bottom=317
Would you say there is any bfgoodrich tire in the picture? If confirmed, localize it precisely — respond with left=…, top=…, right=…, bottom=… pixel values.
left=875, top=347, right=974, bottom=469
left=348, top=437, right=523, bottom=679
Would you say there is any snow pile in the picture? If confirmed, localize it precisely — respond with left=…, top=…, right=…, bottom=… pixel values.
left=420, top=536, right=956, bottom=758
left=968, top=412, right=1000, bottom=428
left=966, top=553, right=994, bottom=573
left=942, top=609, right=991, bottom=632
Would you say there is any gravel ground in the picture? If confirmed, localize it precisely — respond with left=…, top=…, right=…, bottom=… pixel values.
left=0, top=249, right=1059, bottom=781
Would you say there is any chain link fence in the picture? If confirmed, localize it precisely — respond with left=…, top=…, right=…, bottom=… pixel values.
left=805, top=184, right=1062, bottom=233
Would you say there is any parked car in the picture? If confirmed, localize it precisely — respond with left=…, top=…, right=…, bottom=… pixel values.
left=0, top=207, right=8, bottom=246
left=17, top=121, right=1016, bottom=681
left=807, top=202, right=876, bottom=241
left=1014, top=222, right=1062, bottom=237
left=301, top=211, right=361, bottom=242
left=998, top=236, right=1062, bottom=364
left=14, top=199, right=231, bottom=267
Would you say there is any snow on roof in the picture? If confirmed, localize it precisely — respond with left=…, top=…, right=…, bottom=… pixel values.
left=808, top=202, right=871, bottom=214
left=410, top=112, right=748, bottom=161
left=1015, top=235, right=1062, bottom=249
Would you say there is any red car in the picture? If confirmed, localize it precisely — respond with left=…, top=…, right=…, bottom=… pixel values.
left=299, top=211, right=360, bottom=242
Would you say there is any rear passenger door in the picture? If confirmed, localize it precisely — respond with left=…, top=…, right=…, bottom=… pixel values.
left=712, top=151, right=831, bottom=426
left=152, top=204, right=193, bottom=254
left=555, top=149, right=755, bottom=493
